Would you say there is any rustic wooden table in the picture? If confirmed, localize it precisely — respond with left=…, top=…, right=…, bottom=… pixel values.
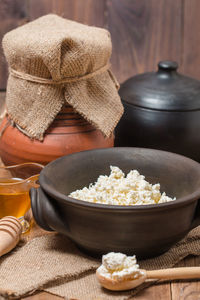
left=0, top=92, right=200, bottom=300
left=20, top=223, right=200, bottom=300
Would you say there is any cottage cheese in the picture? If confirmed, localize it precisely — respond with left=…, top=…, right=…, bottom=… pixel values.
left=97, top=252, right=144, bottom=281
left=69, top=166, right=176, bottom=205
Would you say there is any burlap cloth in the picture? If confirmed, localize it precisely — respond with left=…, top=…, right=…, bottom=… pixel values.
left=2, top=14, right=123, bottom=140
left=0, top=226, right=200, bottom=300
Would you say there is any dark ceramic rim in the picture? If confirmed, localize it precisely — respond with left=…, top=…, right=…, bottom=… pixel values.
left=39, top=147, right=200, bottom=211
left=122, top=99, right=200, bottom=112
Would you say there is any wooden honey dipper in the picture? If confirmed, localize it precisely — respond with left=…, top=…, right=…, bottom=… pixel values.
left=0, top=216, right=22, bottom=257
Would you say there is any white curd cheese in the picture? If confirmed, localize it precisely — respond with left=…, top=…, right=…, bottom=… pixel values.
left=97, top=252, right=144, bottom=281
left=69, top=166, right=176, bottom=205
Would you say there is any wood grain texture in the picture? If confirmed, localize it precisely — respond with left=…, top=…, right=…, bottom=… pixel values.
left=182, top=0, right=200, bottom=79
left=107, top=0, right=183, bottom=83
left=1, top=0, right=200, bottom=86
left=131, top=284, right=171, bottom=300
left=170, top=256, right=200, bottom=300
left=0, top=0, right=28, bottom=89
left=171, top=281, right=200, bottom=300
left=28, top=0, right=107, bottom=27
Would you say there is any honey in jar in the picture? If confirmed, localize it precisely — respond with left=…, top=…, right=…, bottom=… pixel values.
left=0, top=163, right=43, bottom=224
left=0, top=177, right=31, bottom=218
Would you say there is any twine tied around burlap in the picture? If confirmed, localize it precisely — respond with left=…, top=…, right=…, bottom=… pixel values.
left=2, top=14, right=123, bottom=141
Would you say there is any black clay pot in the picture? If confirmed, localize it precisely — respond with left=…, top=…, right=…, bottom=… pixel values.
left=115, top=61, right=200, bottom=162
left=30, top=147, right=200, bottom=259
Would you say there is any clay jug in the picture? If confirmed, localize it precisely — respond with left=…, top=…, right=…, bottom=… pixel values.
left=0, top=104, right=114, bottom=165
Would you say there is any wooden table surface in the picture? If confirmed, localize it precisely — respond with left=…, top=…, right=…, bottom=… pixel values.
left=20, top=223, right=200, bottom=300
left=0, top=92, right=200, bottom=300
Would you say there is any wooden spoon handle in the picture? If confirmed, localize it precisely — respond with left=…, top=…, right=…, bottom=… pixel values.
left=146, top=267, right=200, bottom=280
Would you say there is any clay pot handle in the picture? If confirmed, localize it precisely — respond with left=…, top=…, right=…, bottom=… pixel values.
left=30, top=187, right=67, bottom=233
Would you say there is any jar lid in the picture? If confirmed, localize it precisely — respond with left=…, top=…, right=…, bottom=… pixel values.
left=119, top=61, right=200, bottom=111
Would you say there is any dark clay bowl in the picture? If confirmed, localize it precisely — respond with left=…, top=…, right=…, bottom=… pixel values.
left=30, top=147, right=200, bottom=259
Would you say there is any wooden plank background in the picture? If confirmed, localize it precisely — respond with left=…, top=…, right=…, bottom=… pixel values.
left=1, top=2, right=200, bottom=298
left=1, top=0, right=200, bottom=93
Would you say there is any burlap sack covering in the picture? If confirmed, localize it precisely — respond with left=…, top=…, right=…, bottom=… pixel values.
left=2, top=14, right=123, bottom=141
left=0, top=226, right=200, bottom=300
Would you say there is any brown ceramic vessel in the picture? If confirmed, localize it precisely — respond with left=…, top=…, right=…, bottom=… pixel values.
left=30, top=147, right=200, bottom=259
left=0, top=105, right=113, bottom=165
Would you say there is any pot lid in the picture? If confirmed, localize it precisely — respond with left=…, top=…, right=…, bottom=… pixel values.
left=119, top=61, right=200, bottom=111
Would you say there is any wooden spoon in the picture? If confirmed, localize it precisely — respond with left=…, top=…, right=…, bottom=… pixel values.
left=96, top=267, right=200, bottom=291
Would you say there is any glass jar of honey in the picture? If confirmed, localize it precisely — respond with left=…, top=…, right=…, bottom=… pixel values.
left=0, top=163, right=43, bottom=231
